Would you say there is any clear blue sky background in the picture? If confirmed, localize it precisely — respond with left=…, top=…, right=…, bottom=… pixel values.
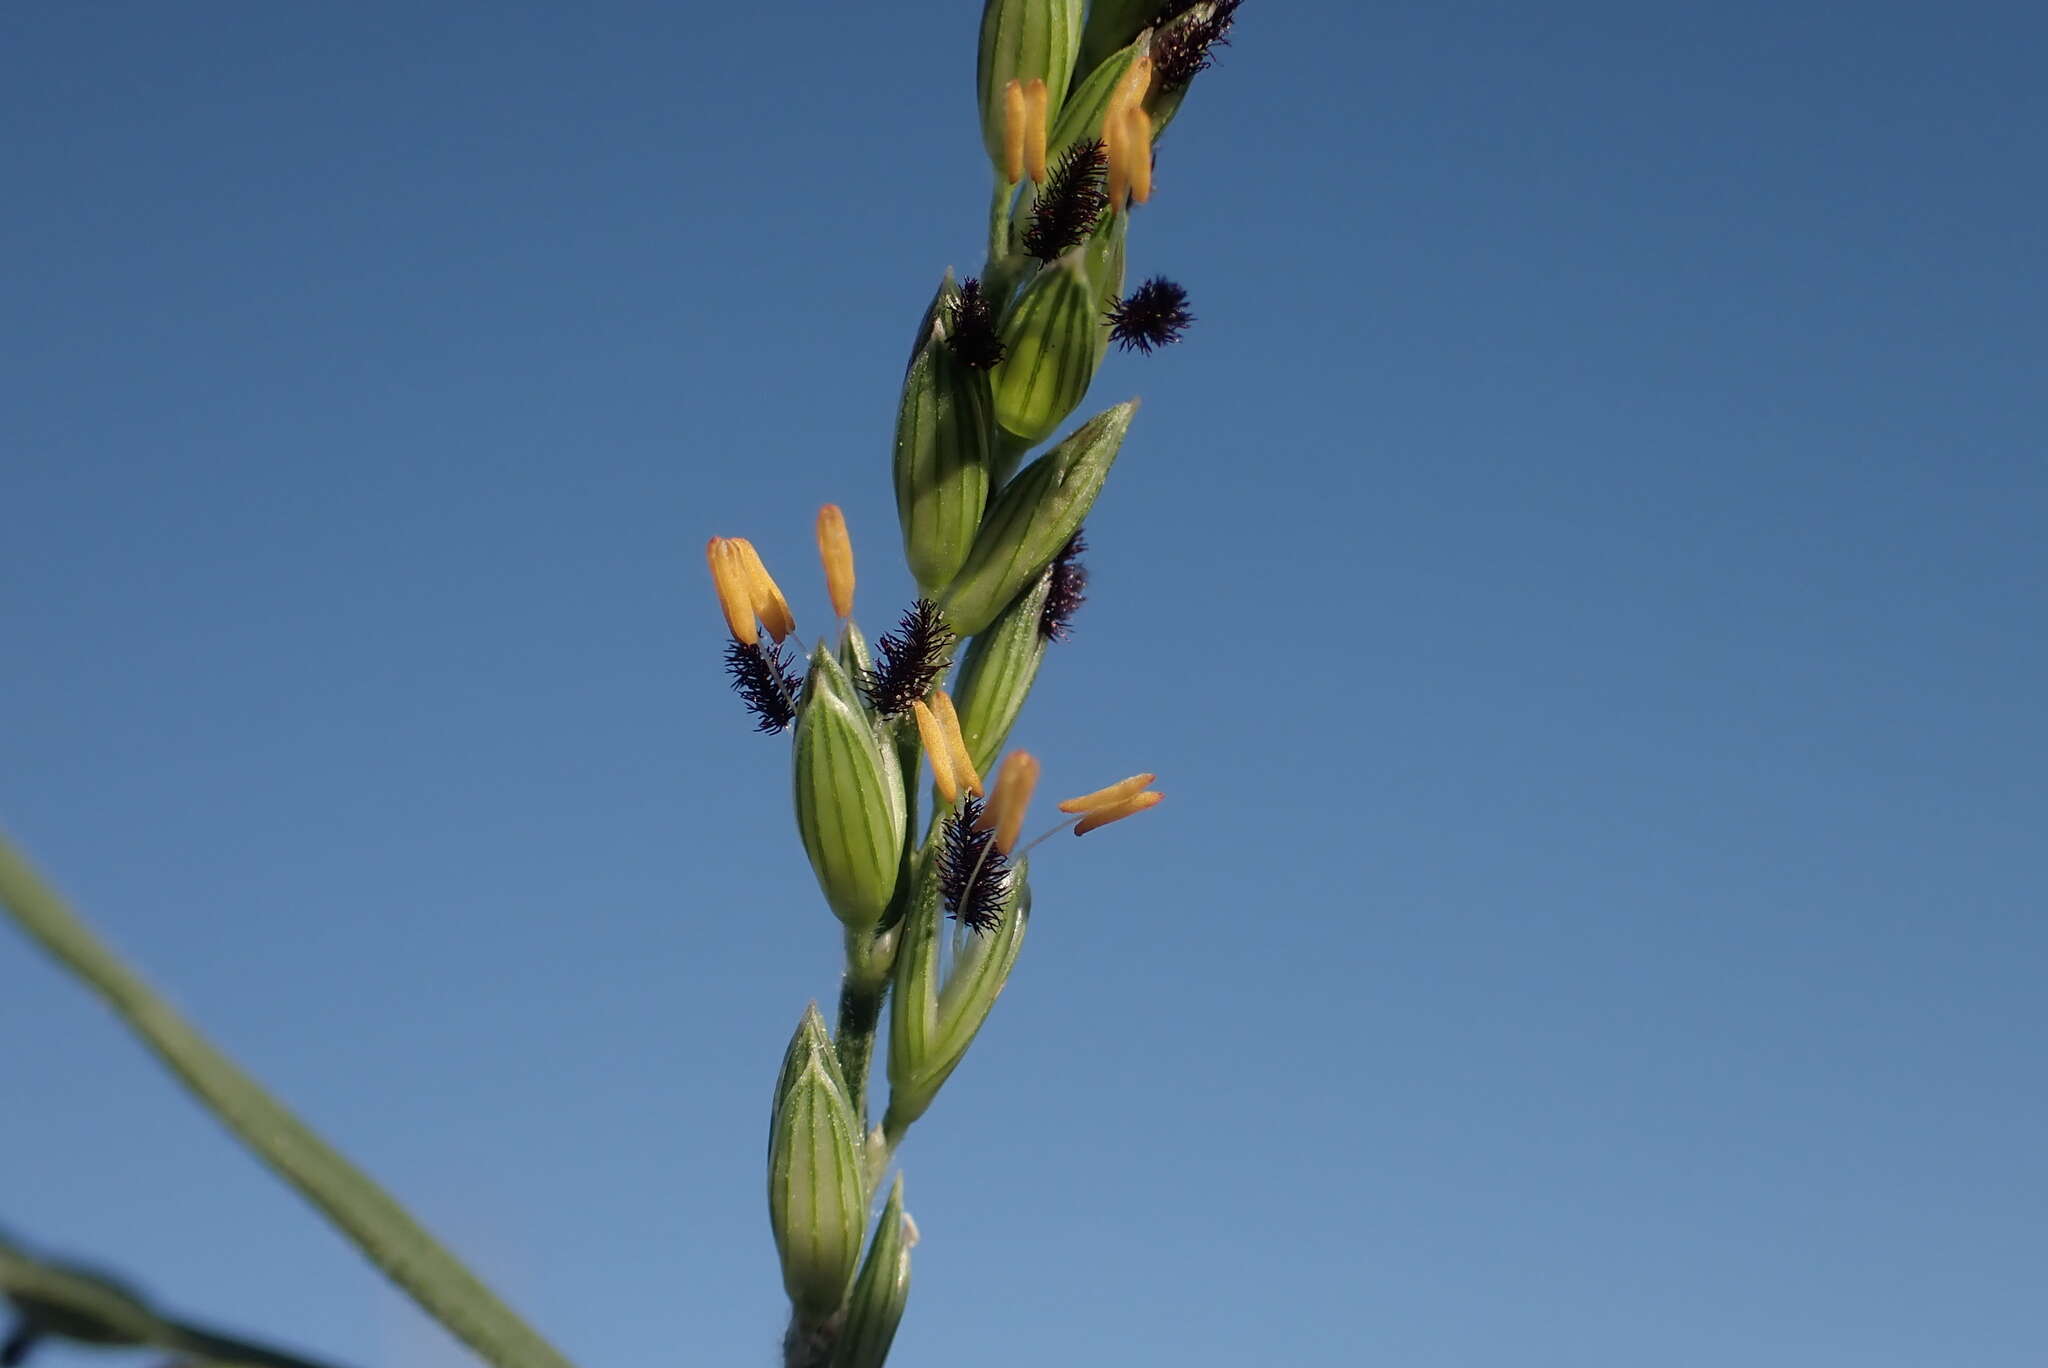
left=5, top=3, right=2044, bottom=1365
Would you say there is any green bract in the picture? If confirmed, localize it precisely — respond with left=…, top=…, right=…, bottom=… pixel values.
left=977, top=0, right=1085, bottom=173
left=1086, top=212, right=1127, bottom=344
left=991, top=251, right=1105, bottom=445
left=837, top=620, right=876, bottom=692
left=767, top=1005, right=868, bottom=1321
left=884, top=859, right=1030, bottom=1138
left=940, top=400, right=1134, bottom=636
left=1075, top=0, right=1155, bottom=76
left=829, top=1177, right=913, bottom=1368
left=1045, top=33, right=1145, bottom=163
left=895, top=279, right=995, bottom=595
left=950, top=569, right=1053, bottom=777
left=793, top=645, right=906, bottom=930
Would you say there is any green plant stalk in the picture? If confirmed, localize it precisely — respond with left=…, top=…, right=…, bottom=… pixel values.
left=986, top=177, right=1014, bottom=267
left=0, top=832, right=577, bottom=1368
left=833, top=929, right=893, bottom=1135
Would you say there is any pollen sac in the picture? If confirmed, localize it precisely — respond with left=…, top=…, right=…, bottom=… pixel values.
left=833, top=1176, right=914, bottom=1368
left=1073, top=787, right=1163, bottom=835
left=949, top=568, right=1053, bottom=776
left=896, top=275, right=995, bottom=596
left=977, top=0, right=1085, bottom=178
left=793, top=644, right=907, bottom=931
left=883, top=842, right=1030, bottom=1139
left=940, top=399, right=1135, bottom=636
left=767, top=1004, right=867, bottom=1321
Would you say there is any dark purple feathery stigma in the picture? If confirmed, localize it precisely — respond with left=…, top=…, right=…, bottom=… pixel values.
left=861, top=598, right=957, bottom=717
left=944, top=278, right=1006, bottom=370
left=1106, top=276, right=1194, bottom=353
left=1040, top=530, right=1089, bottom=642
left=1023, top=138, right=1109, bottom=262
left=1152, top=0, right=1241, bottom=92
left=939, top=795, right=1013, bottom=934
left=724, top=639, right=801, bottom=733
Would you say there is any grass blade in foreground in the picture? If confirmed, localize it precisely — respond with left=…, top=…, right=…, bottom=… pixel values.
left=0, top=832, right=578, bottom=1368
left=0, top=1231, right=353, bottom=1368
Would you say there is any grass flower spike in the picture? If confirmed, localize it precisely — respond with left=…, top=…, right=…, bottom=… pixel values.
left=0, top=9, right=1251, bottom=1368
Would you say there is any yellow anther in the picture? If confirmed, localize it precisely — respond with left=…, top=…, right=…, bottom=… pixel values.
left=1023, top=78, right=1050, bottom=184
left=816, top=504, right=855, bottom=619
left=1072, top=788, right=1163, bottom=836
left=1001, top=78, right=1027, bottom=185
left=706, top=537, right=759, bottom=644
left=975, top=751, right=1040, bottom=855
left=910, top=699, right=960, bottom=804
left=1108, top=54, right=1153, bottom=121
left=928, top=689, right=984, bottom=797
left=728, top=537, right=796, bottom=643
left=1105, top=141, right=1130, bottom=214
left=1123, top=103, right=1154, bottom=204
left=1102, top=56, right=1153, bottom=214
left=1057, top=772, right=1157, bottom=814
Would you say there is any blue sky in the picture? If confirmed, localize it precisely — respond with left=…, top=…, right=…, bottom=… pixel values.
left=4, top=2, right=2044, bottom=1365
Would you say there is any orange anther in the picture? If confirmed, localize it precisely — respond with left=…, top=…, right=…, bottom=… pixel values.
left=816, top=504, right=855, bottom=618
left=1124, top=104, right=1154, bottom=204
left=1001, top=79, right=1027, bottom=184
left=1072, top=788, right=1163, bottom=836
left=706, top=538, right=758, bottom=643
left=1057, top=773, right=1157, bottom=814
left=977, top=751, right=1041, bottom=855
left=728, top=538, right=795, bottom=643
left=1023, top=78, right=1050, bottom=184
left=911, top=699, right=960, bottom=804
left=928, top=690, right=983, bottom=798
